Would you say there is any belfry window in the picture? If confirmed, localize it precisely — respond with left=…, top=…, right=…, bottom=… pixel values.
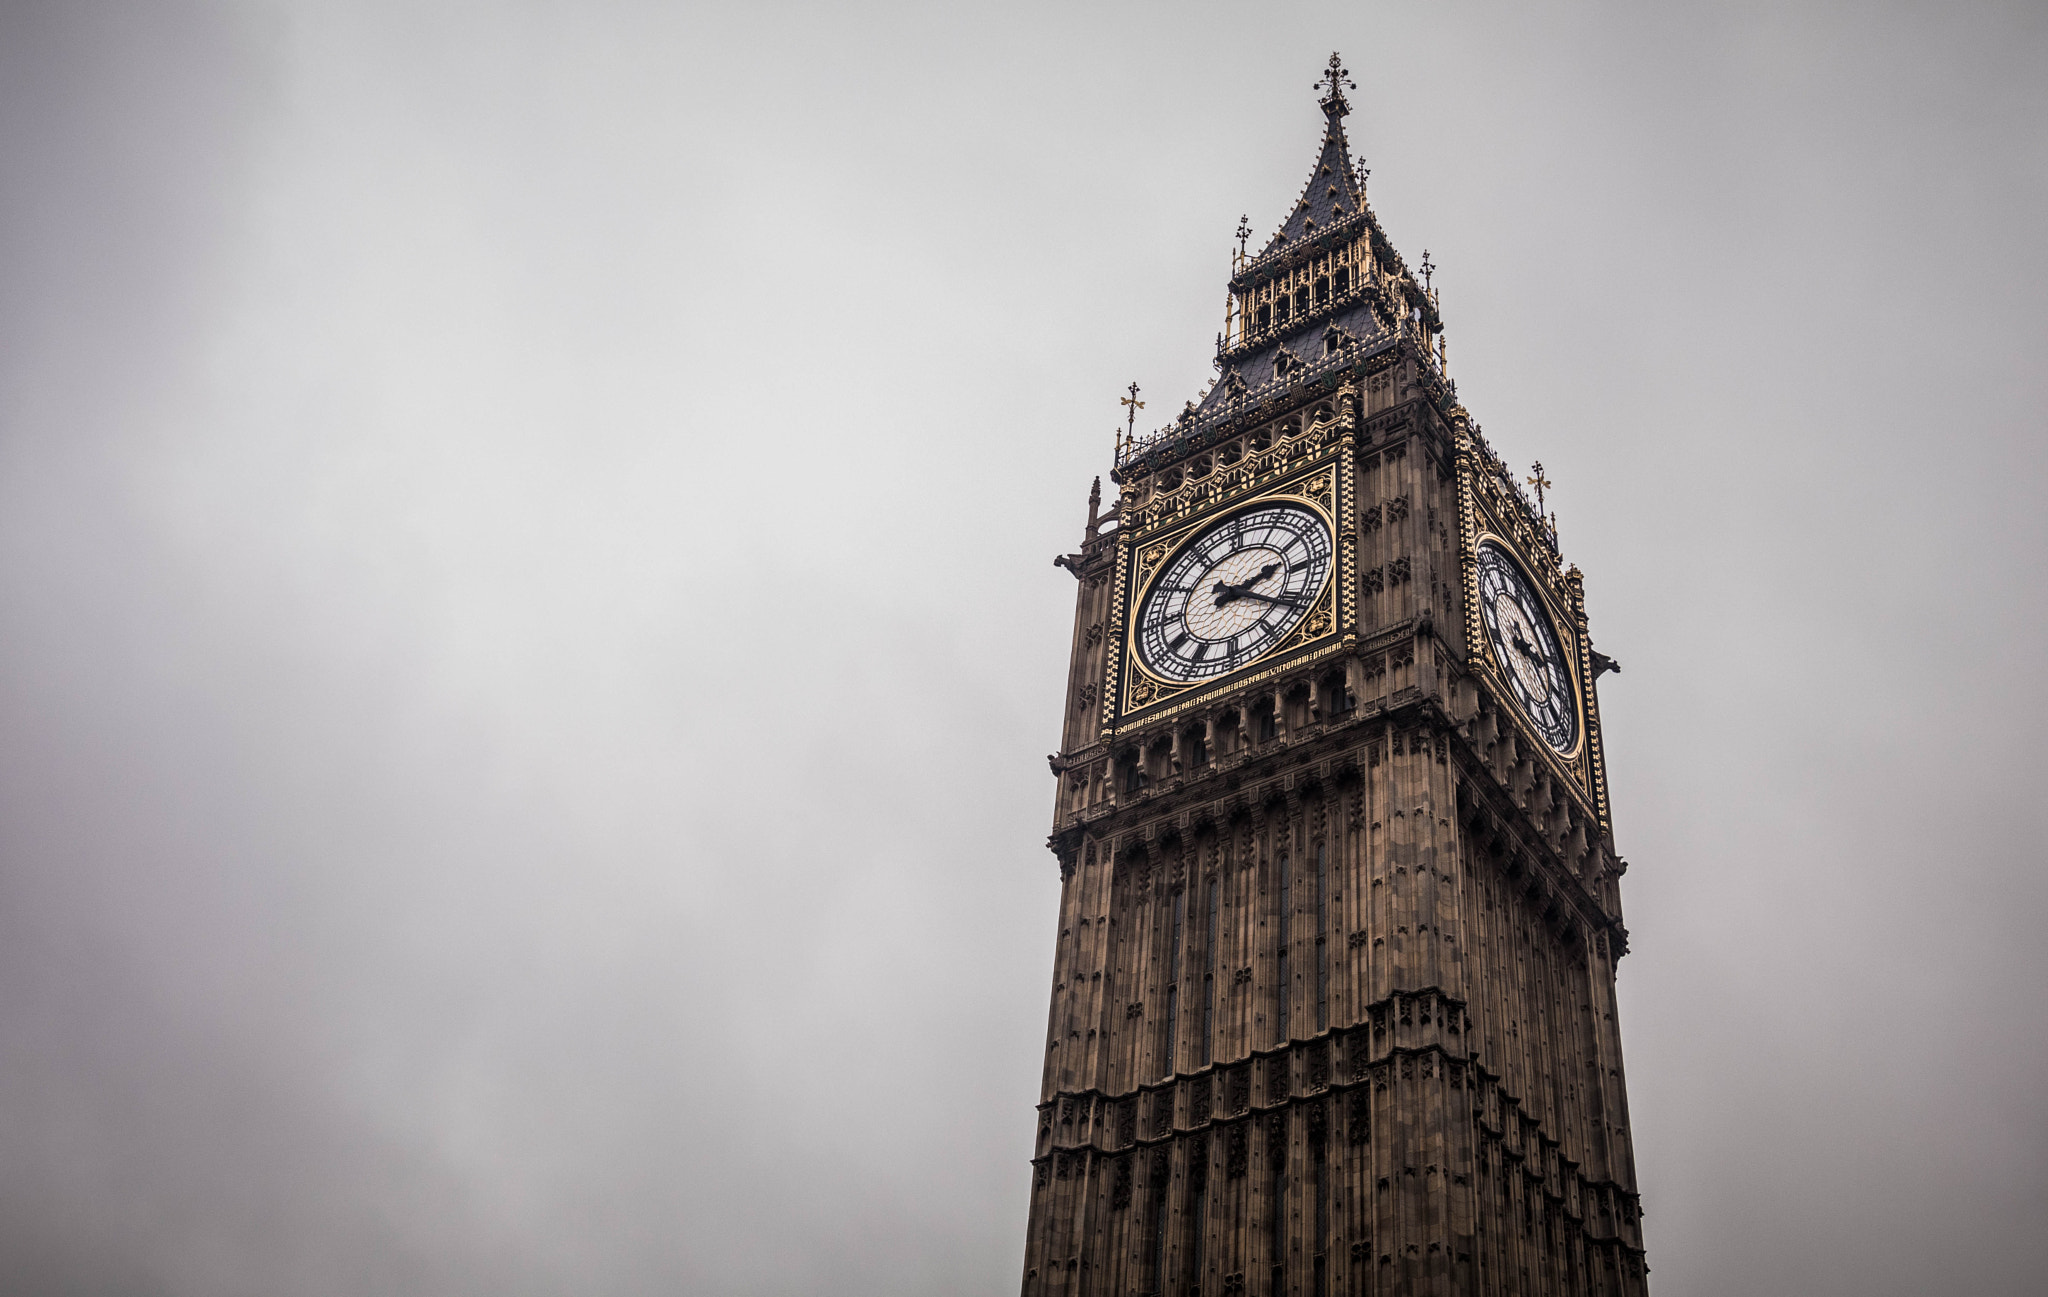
left=1121, top=752, right=1146, bottom=794
left=1150, top=737, right=1174, bottom=782
left=1315, top=276, right=1329, bottom=305
left=1276, top=295, right=1291, bottom=323
left=1324, top=671, right=1354, bottom=716
left=1333, top=266, right=1349, bottom=294
left=1256, top=303, right=1271, bottom=331
left=1214, top=710, right=1240, bottom=758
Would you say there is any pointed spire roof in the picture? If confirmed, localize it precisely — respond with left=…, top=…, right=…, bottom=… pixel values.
left=1117, top=55, right=1446, bottom=469
left=1259, top=53, right=1366, bottom=257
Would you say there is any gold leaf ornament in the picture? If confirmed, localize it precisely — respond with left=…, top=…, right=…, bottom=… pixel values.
left=1303, top=589, right=1335, bottom=638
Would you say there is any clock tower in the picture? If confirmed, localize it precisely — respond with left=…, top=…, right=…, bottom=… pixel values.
left=1025, top=58, right=1649, bottom=1297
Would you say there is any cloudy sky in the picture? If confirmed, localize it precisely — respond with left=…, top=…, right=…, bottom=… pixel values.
left=1, top=2, right=2043, bottom=1294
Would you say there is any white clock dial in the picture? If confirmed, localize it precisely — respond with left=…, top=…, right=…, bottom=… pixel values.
left=1476, top=541, right=1578, bottom=752
left=1135, top=502, right=1334, bottom=684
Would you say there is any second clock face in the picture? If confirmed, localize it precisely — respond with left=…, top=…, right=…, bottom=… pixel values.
left=1476, top=541, right=1577, bottom=753
left=1135, top=502, right=1334, bottom=684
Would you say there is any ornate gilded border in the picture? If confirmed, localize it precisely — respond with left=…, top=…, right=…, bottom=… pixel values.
left=1454, top=428, right=1485, bottom=673
left=1471, top=529, right=1586, bottom=762
left=1567, top=568, right=1614, bottom=832
left=1336, top=391, right=1360, bottom=647
left=1110, top=456, right=1346, bottom=732
left=1098, top=532, right=1133, bottom=743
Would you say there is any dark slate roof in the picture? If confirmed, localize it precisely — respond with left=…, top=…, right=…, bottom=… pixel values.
left=1115, top=69, right=1447, bottom=473
left=1180, top=81, right=1391, bottom=421
left=1259, top=91, right=1366, bottom=258
left=1195, top=301, right=1387, bottom=416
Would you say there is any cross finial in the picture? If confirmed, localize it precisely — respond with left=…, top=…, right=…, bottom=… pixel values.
left=1235, top=213, right=1251, bottom=258
left=1526, top=461, right=1552, bottom=516
left=1120, top=382, right=1145, bottom=438
left=1352, top=158, right=1370, bottom=194
left=1419, top=249, right=1435, bottom=293
left=1314, top=52, right=1354, bottom=104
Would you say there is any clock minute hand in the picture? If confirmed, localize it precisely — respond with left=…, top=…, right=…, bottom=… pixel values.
left=1236, top=589, right=1303, bottom=608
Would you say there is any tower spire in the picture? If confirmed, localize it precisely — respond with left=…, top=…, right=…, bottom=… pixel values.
left=1255, top=53, right=1367, bottom=259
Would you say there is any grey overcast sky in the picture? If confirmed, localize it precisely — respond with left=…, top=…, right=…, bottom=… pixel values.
left=1, top=2, right=2044, bottom=1294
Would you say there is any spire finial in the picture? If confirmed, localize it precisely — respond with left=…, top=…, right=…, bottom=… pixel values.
left=1419, top=249, right=1436, bottom=294
left=1235, top=214, right=1251, bottom=259
left=1314, top=52, right=1355, bottom=111
left=1526, top=461, right=1552, bottom=517
left=1120, top=381, right=1145, bottom=439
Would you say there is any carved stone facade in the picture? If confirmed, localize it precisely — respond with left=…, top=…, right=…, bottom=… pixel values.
left=1024, top=58, right=1647, bottom=1297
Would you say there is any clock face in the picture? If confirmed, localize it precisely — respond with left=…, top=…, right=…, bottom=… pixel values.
left=1135, top=502, right=1334, bottom=684
left=1476, top=541, right=1577, bottom=752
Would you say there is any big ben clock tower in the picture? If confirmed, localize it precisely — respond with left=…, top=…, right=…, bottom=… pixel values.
left=1024, top=58, right=1649, bottom=1297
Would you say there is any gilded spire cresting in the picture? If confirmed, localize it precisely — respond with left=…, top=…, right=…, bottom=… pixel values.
left=1313, top=51, right=1355, bottom=104
left=1527, top=460, right=1552, bottom=517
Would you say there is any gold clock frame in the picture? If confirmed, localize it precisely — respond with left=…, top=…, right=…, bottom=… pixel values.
left=1470, top=529, right=1587, bottom=762
left=1103, top=452, right=1354, bottom=736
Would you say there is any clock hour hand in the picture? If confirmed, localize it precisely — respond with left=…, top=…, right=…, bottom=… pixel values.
left=1211, top=563, right=1282, bottom=607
